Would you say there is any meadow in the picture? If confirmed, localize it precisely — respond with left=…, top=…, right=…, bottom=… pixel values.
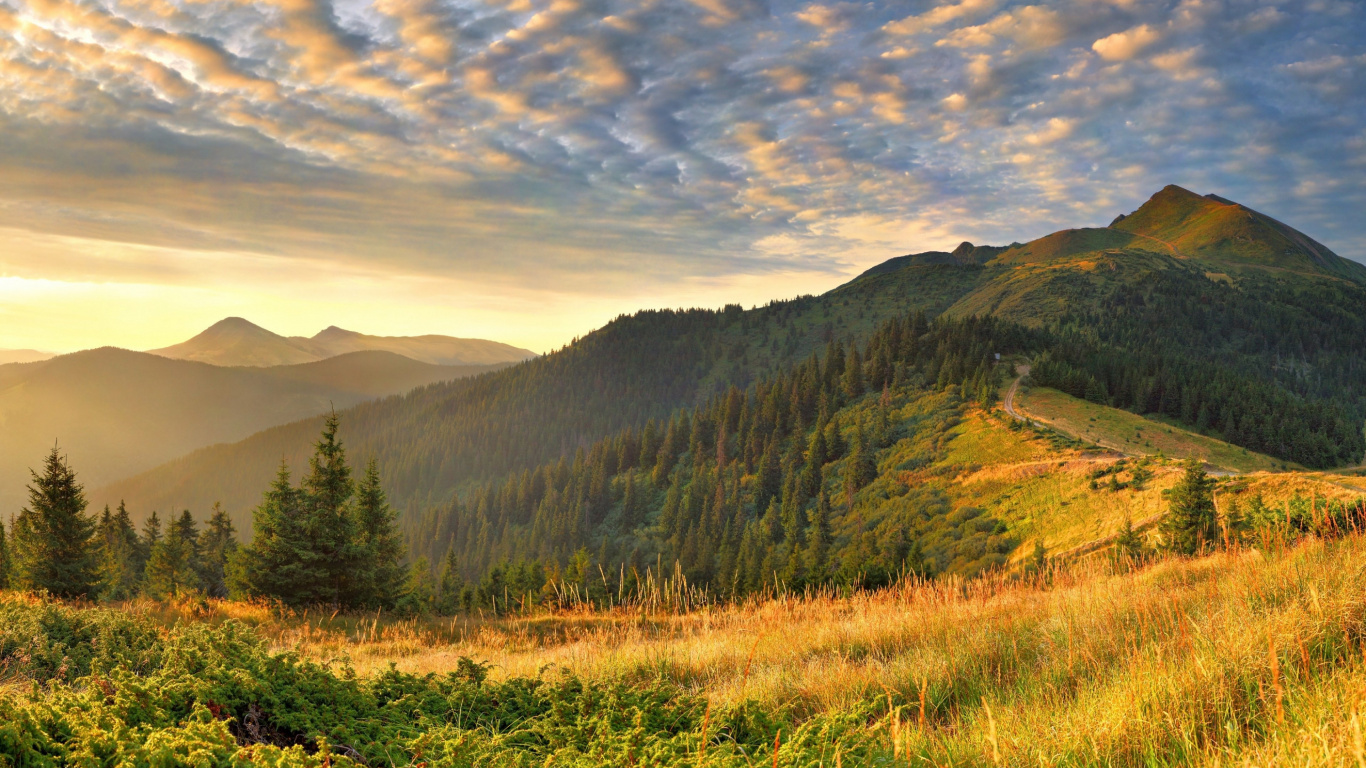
left=6, top=529, right=1366, bottom=766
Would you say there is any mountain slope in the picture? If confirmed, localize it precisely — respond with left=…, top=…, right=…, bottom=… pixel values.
left=149, top=318, right=536, bottom=367
left=93, top=264, right=989, bottom=522
left=149, top=318, right=318, bottom=367
left=308, top=326, right=537, bottom=366
left=1110, top=185, right=1366, bottom=280
left=94, top=185, right=1366, bottom=532
left=0, top=349, right=55, bottom=365
left=0, top=349, right=506, bottom=514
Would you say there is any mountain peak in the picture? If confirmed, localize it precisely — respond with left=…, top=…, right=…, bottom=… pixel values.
left=312, top=326, right=359, bottom=341
left=1110, top=186, right=1366, bottom=280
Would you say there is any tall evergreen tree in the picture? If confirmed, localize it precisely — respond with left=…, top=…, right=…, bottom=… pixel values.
left=301, top=414, right=360, bottom=606
left=355, top=458, right=405, bottom=608
left=1159, top=458, right=1218, bottom=555
left=96, top=502, right=141, bottom=600
left=805, top=490, right=832, bottom=585
left=137, top=510, right=161, bottom=577
left=231, top=462, right=314, bottom=603
left=145, top=511, right=201, bottom=599
left=844, top=424, right=877, bottom=506
left=198, top=503, right=238, bottom=598
left=436, top=545, right=463, bottom=615
left=11, top=448, right=98, bottom=598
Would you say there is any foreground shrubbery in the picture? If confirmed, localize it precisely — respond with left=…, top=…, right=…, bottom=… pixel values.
left=0, top=593, right=878, bottom=767
left=6, top=532, right=1366, bottom=766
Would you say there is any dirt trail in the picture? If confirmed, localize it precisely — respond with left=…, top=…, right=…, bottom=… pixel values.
left=1004, top=365, right=1129, bottom=456
left=1002, top=365, right=1032, bottom=423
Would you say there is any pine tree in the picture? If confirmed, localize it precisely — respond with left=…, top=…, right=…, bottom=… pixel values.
left=437, top=545, right=464, bottom=615
left=755, top=436, right=782, bottom=516
left=231, top=462, right=315, bottom=603
left=145, top=511, right=201, bottom=599
left=842, top=347, right=865, bottom=399
left=197, top=503, right=238, bottom=598
left=96, top=502, right=141, bottom=600
left=1159, top=458, right=1218, bottom=555
left=1113, top=517, right=1146, bottom=563
left=395, top=557, right=436, bottom=616
left=355, top=458, right=405, bottom=608
left=138, top=510, right=161, bottom=576
left=11, top=448, right=98, bottom=598
left=804, top=491, right=832, bottom=585
left=620, top=473, right=640, bottom=531
left=800, top=428, right=827, bottom=499
left=0, top=518, right=10, bottom=590
left=301, top=414, right=360, bottom=607
left=844, top=424, right=877, bottom=505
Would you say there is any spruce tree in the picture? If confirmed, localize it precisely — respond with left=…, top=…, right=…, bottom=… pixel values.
left=198, top=503, right=238, bottom=598
left=437, top=546, right=463, bottom=615
left=844, top=425, right=877, bottom=505
left=395, top=557, right=436, bottom=616
left=11, top=448, right=98, bottom=598
left=620, top=474, right=640, bottom=531
left=138, top=510, right=161, bottom=577
left=1114, top=517, right=1146, bottom=563
left=145, top=511, right=201, bottom=599
left=301, top=414, right=359, bottom=606
left=355, top=458, right=405, bottom=608
left=1160, top=458, right=1218, bottom=555
left=805, top=490, right=832, bottom=585
left=0, top=518, right=10, bottom=590
left=96, top=502, right=141, bottom=600
left=233, top=462, right=315, bottom=604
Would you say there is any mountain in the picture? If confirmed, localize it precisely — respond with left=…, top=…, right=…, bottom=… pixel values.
left=149, top=318, right=317, bottom=367
left=149, top=317, right=537, bottom=367
left=0, top=349, right=511, bottom=514
left=94, top=185, right=1366, bottom=536
left=0, top=349, right=54, bottom=365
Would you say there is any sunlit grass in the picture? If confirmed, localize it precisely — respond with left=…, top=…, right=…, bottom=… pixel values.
left=1018, top=386, right=1286, bottom=473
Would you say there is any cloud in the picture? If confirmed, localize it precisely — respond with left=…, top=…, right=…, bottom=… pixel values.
left=1092, top=24, right=1162, bottom=61
left=0, top=0, right=1362, bottom=354
left=884, top=0, right=998, bottom=38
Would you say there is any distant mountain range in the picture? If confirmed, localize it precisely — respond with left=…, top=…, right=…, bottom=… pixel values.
left=149, top=317, right=536, bottom=367
left=94, top=186, right=1366, bottom=537
left=0, top=319, right=535, bottom=514
left=0, top=349, right=55, bottom=365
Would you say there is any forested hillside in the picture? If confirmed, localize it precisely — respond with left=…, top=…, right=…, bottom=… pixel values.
left=93, top=186, right=1366, bottom=549
left=94, top=264, right=986, bottom=527
left=0, top=349, right=505, bottom=514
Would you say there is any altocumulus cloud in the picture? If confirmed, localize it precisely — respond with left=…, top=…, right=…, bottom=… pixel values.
left=0, top=0, right=1364, bottom=305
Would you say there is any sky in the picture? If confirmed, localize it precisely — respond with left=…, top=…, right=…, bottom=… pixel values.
left=0, top=0, right=1363, bottom=354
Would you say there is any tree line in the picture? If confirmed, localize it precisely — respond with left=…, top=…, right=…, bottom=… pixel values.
left=0, top=416, right=407, bottom=611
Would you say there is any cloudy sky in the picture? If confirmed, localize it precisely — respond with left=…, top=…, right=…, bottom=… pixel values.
left=0, top=0, right=1362, bottom=353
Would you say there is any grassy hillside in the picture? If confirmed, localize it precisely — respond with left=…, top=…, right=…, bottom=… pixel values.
left=1112, top=185, right=1366, bottom=281
left=0, top=349, right=501, bottom=514
left=1015, top=384, right=1287, bottom=473
left=6, top=533, right=1366, bottom=765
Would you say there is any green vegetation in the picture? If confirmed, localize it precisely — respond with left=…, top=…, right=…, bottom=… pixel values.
left=6, top=522, right=1366, bottom=764
left=1016, top=385, right=1285, bottom=472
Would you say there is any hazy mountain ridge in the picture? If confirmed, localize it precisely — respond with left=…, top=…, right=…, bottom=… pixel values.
left=93, top=186, right=1366, bottom=532
left=0, top=349, right=55, bottom=365
left=148, top=317, right=537, bottom=368
left=0, top=348, right=510, bottom=514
